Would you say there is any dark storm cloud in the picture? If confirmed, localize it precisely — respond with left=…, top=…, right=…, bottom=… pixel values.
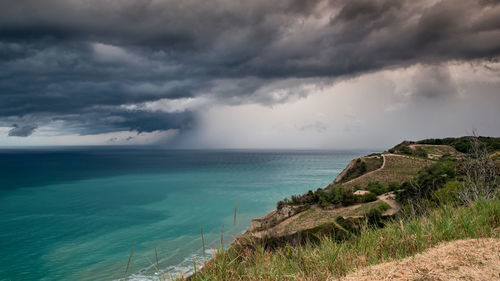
left=8, top=124, right=37, bottom=137
left=0, top=0, right=500, bottom=136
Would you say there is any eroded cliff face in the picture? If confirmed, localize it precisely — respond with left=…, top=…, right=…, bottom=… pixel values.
left=249, top=205, right=299, bottom=232
left=333, top=158, right=357, bottom=184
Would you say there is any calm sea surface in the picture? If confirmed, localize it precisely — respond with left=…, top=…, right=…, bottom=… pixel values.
left=0, top=148, right=371, bottom=281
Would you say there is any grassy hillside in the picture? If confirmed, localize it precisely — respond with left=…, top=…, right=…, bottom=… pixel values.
left=260, top=201, right=389, bottom=238
left=341, top=154, right=432, bottom=188
left=335, top=155, right=383, bottom=183
left=174, top=137, right=499, bottom=281
left=185, top=199, right=500, bottom=281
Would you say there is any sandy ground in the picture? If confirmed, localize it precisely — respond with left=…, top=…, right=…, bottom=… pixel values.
left=340, top=238, right=500, bottom=281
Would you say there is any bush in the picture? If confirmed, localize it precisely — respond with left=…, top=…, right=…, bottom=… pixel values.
left=341, top=188, right=357, bottom=206
left=398, top=161, right=456, bottom=203
left=366, top=202, right=390, bottom=225
left=359, top=192, right=377, bottom=203
left=328, top=188, right=343, bottom=205
left=366, top=182, right=386, bottom=195
left=359, top=161, right=367, bottom=173
left=433, top=180, right=463, bottom=205
left=387, top=182, right=400, bottom=192
left=318, top=190, right=330, bottom=207
left=415, top=147, right=428, bottom=158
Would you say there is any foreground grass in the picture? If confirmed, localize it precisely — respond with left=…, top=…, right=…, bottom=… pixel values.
left=186, top=198, right=500, bottom=281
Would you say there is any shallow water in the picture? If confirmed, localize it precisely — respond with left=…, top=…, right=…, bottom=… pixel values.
left=0, top=148, right=370, bottom=280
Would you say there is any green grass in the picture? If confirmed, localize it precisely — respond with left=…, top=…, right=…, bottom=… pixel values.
left=411, top=144, right=459, bottom=157
left=343, top=201, right=389, bottom=217
left=185, top=198, right=500, bottom=281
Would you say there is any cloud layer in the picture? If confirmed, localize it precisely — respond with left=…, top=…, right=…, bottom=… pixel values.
left=0, top=0, right=499, bottom=141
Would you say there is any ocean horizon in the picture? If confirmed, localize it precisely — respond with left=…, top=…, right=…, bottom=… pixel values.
left=0, top=148, right=373, bottom=280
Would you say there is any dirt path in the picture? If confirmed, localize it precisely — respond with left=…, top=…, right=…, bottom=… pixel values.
left=341, top=238, right=500, bottom=281
left=378, top=192, right=400, bottom=216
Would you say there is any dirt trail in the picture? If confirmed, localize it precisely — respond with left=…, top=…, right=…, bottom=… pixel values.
left=378, top=192, right=400, bottom=216
left=344, top=154, right=386, bottom=185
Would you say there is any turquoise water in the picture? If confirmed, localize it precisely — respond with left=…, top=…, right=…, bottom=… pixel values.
left=0, top=149, right=368, bottom=281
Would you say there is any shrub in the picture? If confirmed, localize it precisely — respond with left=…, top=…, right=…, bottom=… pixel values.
left=387, top=182, right=400, bottom=192
left=318, top=190, right=330, bottom=208
left=340, top=188, right=356, bottom=206
left=359, top=192, right=377, bottom=203
left=366, top=182, right=386, bottom=195
left=359, top=161, right=367, bottom=173
left=398, top=161, right=456, bottom=203
left=415, top=147, right=428, bottom=158
left=365, top=202, right=390, bottom=225
left=433, top=180, right=463, bottom=205
left=328, top=188, right=343, bottom=205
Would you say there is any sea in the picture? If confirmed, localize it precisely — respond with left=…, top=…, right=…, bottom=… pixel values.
left=0, top=148, right=370, bottom=281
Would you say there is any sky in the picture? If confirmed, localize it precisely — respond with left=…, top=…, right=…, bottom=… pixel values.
left=0, top=0, right=499, bottom=149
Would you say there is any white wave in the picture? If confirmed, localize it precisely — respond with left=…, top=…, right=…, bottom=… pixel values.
left=117, top=249, right=216, bottom=281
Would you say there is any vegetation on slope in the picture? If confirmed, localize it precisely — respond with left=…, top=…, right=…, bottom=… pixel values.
left=172, top=137, right=500, bottom=281
left=185, top=198, right=500, bottom=281
left=335, top=156, right=383, bottom=183
left=417, top=136, right=500, bottom=153
left=342, top=154, right=432, bottom=188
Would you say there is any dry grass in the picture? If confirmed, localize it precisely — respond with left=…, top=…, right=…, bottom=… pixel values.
left=342, top=238, right=500, bottom=281
left=344, top=155, right=432, bottom=188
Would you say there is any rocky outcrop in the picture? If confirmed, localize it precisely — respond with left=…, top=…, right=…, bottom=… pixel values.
left=249, top=205, right=300, bottom=232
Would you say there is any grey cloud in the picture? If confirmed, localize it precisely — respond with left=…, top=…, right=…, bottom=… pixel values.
left=8, top=124, right=37, bottom=137
left=0, top=0, right=499, bottom=137
left=411, top=65, right=457, bottom=99
left=298, top=121, right=328, bottom=133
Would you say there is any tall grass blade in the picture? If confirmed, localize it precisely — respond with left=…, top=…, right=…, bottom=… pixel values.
left=125, top=243, right=135, bottom=276
left=220, top=225, right=224, bottom=249
left=200, top=225, right=206, bottom=258
left=155, top=247, right=159, bottom=268
left=234, top=201, right=238, bottom=226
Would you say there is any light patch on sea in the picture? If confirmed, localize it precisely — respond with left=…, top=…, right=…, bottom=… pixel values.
left=123, top=249, right=215, bottom=281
